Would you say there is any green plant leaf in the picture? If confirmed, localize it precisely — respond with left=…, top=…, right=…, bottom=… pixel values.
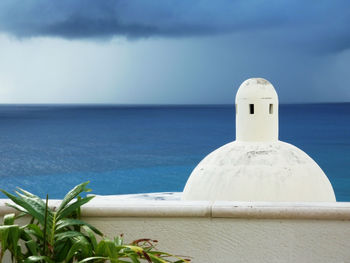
left=16, top=189, right=54, bottom=221
left=96, top=239, right=120, bottom=258
left=124, top=245, right=144, bottom=254
left=147, top=253, right=170, bottom=263
left=55, top=230, right=85, bottom=243
left=82, top=225, right=98, bottom=251
left=16, top=188, right=46, bottom=205
left=1, top=190, right=48, bottom=226
left=53, top=240, right=72, bottom=262
left=25, top=240, right=38, bottom=256
left=57, top=181, right=91, bottom=214
left=4, top=202, right=28, bottom=214
left=25, top=224, right=44, bottom=240
left=56, top=196, right=95, bottom=221
left=15, top=211, right=28, bottom=220
left=0, top=225, right=11, bottom=251
left=77, top=256, right=109, bottom=263
left=24, top=255, right=55, bottom=263
left=114, top=235, right=124, bottom=246
left=3, top=213, right=15, bottom=225
left=65, top=235, right=92, bottom=262
left=0, top=225, right=23, bottom=261
left=15, top=190, right=54, bottom=222
left=20, top=227, right=33, bottom=242
left=9, top=226, right=20, bottom=258
left=95, top=239, right=107, bottom=256
left=56, top=218, right=102, bottom=236
left=128, top=254, right=141, bottom=263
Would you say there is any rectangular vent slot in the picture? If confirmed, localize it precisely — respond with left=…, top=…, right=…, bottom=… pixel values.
left=249, top=104, right=254, bottom=114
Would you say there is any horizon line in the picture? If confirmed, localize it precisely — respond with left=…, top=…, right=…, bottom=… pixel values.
left=0, top=102, right=349, bottom=107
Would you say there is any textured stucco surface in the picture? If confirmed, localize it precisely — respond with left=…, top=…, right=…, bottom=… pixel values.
left=84, top=217, right=350, bottom=263
left=183, top=141, right=336, bottom=202
left=1, top=200, right=350, bottom=263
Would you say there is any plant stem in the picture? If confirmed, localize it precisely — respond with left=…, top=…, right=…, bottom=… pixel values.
left=43, top=194, right=49, bottom=256
left=50, top=213, right=56, bottom=253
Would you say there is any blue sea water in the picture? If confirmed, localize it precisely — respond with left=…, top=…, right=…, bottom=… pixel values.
left=0, top=104, right=349, bottom=200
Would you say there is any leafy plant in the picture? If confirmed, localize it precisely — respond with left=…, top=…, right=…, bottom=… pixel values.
left=0, top=182, right=189, bottom=263
left=78, top=236, right=189, bottom=263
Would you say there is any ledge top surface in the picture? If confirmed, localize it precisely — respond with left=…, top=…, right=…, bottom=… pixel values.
left=1, top=192, right=349, bottom=219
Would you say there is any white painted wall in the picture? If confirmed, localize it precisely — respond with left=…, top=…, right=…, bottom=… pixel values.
left=83, top=201, right=350, bottom=263
left=85, top=217, right=350, bottom=263
left=2, top=200, right=349, bottom=263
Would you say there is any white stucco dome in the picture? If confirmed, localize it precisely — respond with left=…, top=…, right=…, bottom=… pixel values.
left=182, top=78, right=336, bottom=202
left=236, top=78, right=277, bottom=101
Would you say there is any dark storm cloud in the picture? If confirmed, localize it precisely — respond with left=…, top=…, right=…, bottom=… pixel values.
left=40, top=16, right=222, bottom=39
left=0, top=0, right=269, bottom=38
left=0, top=0, right=349, bottom=52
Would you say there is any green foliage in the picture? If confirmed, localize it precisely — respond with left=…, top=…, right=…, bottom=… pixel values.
left=78, top=236, right=190, bottom=263
left=0, top=182, right=189, bottom=263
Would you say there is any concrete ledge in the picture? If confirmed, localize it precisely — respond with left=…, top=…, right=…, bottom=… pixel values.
left=82, top=201, right=350, bottom=220
left=2, top=198, right=350, bottom=220
left=81, top=200, right=212, bottom=217
left=212, top=201, right=350, bottom=220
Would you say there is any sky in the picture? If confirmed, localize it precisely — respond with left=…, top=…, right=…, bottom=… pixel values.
left=0, top=0, right=349, bottom=104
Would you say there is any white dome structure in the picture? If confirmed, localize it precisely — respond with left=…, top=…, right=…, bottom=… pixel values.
left=182, top=78, right=336, bottom=202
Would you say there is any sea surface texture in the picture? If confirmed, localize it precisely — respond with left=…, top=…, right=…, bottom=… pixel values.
left=0, top=104, right=349, bottom=200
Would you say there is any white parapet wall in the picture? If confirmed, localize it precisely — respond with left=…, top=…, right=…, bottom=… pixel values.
left=1, top=198, right=350, bottom=263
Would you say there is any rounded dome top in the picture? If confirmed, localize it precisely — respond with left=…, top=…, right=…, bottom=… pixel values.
left=182, top=141, right=336, bottom=202
left=236, top=78, right=278, bottom=102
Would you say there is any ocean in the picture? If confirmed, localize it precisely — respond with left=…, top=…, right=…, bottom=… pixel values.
left=0, top=104, right=349, bottom=200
